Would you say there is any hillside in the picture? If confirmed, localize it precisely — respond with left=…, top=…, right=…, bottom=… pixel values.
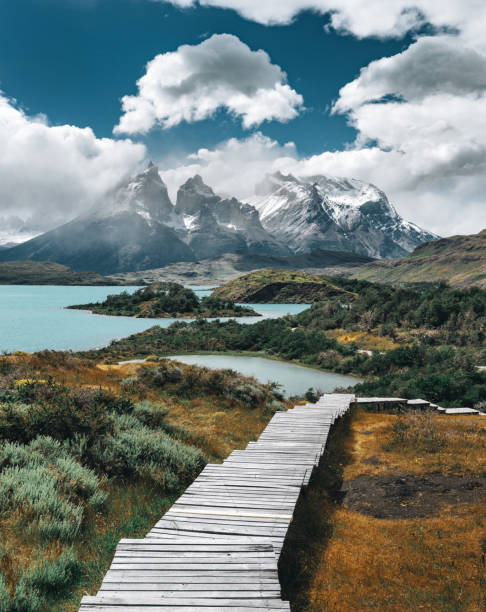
left=350, top=230, right=486, bottom=287
left=212, top=270, right=353, bottom=303
left=68, top=282, right=257, bottom=318
left=107, top=249, right=374, bottom=286
left=0, top=260, right=116, bottom=285
left=0, top=351, right=285, bottom=610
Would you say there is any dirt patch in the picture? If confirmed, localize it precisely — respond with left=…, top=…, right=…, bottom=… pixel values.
left=342, top=473, right=486, bottom=518
left=362, top=455, right=385, bottom=466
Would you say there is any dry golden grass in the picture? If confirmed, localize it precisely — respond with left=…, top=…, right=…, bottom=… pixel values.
left=325, top=329, right=401, bottom=350
left=345, top=410, right=486, bottom=479
left=307, top=505, right=486, bottom=612
left=292, top=409, right=486, bottom=612
left=1, top=354, right=280, bottom=610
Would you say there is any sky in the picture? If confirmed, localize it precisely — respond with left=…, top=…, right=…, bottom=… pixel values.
left=1, top=0, right=485, bottom=242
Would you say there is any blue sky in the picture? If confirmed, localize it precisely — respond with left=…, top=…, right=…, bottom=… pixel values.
left=0, top=0, right=485, bottom=239
left=1, top=0, right=410, bottom=157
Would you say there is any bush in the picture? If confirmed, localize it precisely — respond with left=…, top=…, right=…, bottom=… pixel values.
left=0, top=386, right=137, bottom=447
left=132, top=401, right=170, bottom=428
left=27, top=549, right=81, bottom=597
left=0, top=549, right=81, bottom=612
left=0, top=437, right=106, bottom=542
left=90, top=425, right=206, bottom=489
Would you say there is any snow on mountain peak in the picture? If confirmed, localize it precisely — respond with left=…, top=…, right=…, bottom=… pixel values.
left=247, top=171, right=437, bottom=259
left=95, top=162, right=184, bottom=229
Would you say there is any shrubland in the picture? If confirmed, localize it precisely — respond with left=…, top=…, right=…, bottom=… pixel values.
left=0, top=352, right=284, bottom=611
left=82, top=276, right=486, bottom=407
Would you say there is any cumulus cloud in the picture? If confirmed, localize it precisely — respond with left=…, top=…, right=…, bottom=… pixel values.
left=335, top=37, right=486, bottom=112
left=160, top=132, right=297, bottom=201
left=159, top=122, right=486, bottom=237
left=316, top=35, right=486, bottom=234
left=0, top=94, right=146, bottom=241
left=157, top=1, right=486, bottom=49
left=114, top=33, right=303, bottom=135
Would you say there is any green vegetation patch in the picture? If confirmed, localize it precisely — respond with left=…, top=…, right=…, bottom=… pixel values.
left=84, top=276, right=486, bottom=407
left=351, top=229, right=486, bottom=288
left=0, top=261, right=115, bottom=286
left=68, top=282, right=258, bottom=318
left=212, top=269, right=352, bottom=303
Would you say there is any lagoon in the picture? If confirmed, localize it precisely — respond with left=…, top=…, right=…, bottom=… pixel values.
left=0, top=285, right=309, bottom=353
left=167, top=354, right=362, bottom=397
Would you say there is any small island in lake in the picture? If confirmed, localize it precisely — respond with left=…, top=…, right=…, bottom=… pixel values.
left=67, top=282, right=259, bottom=318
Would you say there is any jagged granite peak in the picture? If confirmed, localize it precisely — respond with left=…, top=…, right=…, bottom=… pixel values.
left=97, top=161, right=183, bottom=229
left=176, top=175, right=290, bottom=256
left=176, top=174, right=220, bottom=216
left=0, top=165, right=437, bottom=273
left=249, top=172, right=438, bottom=259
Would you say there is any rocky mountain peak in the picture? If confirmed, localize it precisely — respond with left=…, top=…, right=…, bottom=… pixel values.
left=0, top=164, right=438, bottom=274
left=94, top=162, right=181, bottom=228
left=247, top=171, right=438, bottom=259
left=175, top=174, right=219, bottom=216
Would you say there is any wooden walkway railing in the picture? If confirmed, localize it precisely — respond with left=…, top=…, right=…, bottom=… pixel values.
left=79, top=393, right=355, bottom=611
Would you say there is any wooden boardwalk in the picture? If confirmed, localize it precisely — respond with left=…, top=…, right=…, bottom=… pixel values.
left=79, top=393, right=354, bottom=611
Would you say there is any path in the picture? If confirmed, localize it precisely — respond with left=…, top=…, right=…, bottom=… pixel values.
left=79, top=393, right=355, bottom=611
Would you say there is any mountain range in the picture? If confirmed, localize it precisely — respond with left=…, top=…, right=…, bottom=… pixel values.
left=0, top=163, right=438, bottom=274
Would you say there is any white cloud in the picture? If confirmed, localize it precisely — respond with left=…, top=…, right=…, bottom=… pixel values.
left=335, top=37, right=486, bottom=112
left=159, top=122, right=486, bottom=237
left=114, top=33, right=303, bottom=135
left=157, top=1, right=486, bottom=49
left=315, top=35, right=486, bottom=235
left=160, top=132, right=297, bottom=201
left=0, top=93, right=146, bottom=239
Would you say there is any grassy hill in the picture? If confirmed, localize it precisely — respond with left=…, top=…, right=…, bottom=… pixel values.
left=212, top=270, right=353, bottom=303
left=0, top=261, right=117, bottom=285
left=350, top=230, right=486, bottom=287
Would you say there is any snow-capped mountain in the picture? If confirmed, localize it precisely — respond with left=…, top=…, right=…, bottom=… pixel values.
left=0, top=164, right=437, bottom=273
left=176, top=175, right=289, bottom=258
left=96, top=162, right=184, bottom=230
left=0, top=165, right=286, bottom=273
left=249, top=172, right=437, bottom=259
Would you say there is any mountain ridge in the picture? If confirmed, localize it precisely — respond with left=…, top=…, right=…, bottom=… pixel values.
left=348, top=229, right=486, bottom=288
left=247, top=172, right=437, bottom=259
left=0, top=164, right=437, bottom=274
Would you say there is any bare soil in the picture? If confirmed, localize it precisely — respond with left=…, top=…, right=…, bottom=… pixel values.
left=342, top=473, right=486, bottom=518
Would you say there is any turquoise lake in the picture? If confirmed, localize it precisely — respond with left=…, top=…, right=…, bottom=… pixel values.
left=0, top=285, right=309, bottom=353
left=167, top=354, right=361, bottom=397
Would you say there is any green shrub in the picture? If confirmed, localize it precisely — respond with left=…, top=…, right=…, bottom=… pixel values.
left=0, top=549, right=81, bottom=612
left=27, top=549, right=81, bottom=597
left=133, top=401, right=170, bottom=428
left=9, top=576, right=43, bottom=612
left=90, top=426, right=206, bottom=489
left=0, top=393, right=113, bottom=446
left=0, top=437, right=106, bottom=542
left=227, top=383, right=266, bottom=408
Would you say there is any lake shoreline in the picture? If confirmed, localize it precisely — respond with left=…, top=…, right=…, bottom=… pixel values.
left=164, top=353, right=363, bottom=397
left=0, top=285, right=308, bottom=353
left=163, top=349, right=364, bottom=380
